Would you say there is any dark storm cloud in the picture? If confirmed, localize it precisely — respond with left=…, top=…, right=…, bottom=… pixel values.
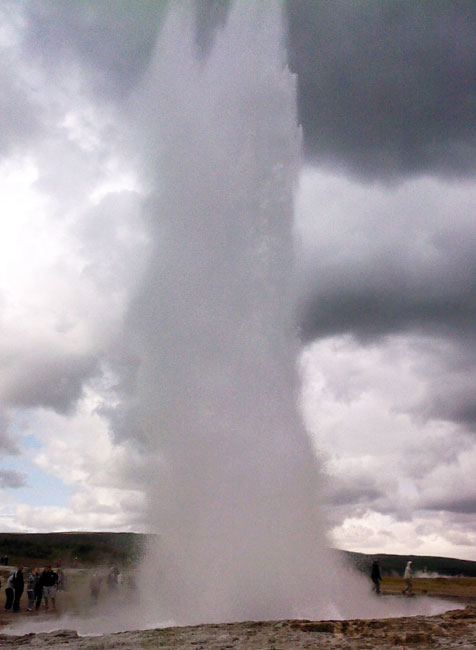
left=0, top=411, right=19, bottom=455
left=286, top=0, right=476, bottom=178
left=403, top=431, right=472, bottom=481
left=297, top=169, right=476, bottom=535
left=0, top=0, right=43, bottom=160
left=320, top=460, right=388, bottom=513
left=14, top=0, right=476, bottom=178
left=423, top=496, right=476, bottom=515
left=298, top=265, right=476, bottom=344
left=96, top=355, right=148, bottom=448
left=325, top=482, right=383, bottom=507
left=300, top=272, right=476, bottom=431
left=297, top=180, right=476, bottom=345
left=3, top=351, right=99, bottom=414
left=21, top=0, right=164, bottom=101
left=0, top=470, right=26, bottom=489
left=19, top=0, right=236, bottom=104
left=420, top=357, right=476, bottom=431
left=0, top=67, right=42, bottom=157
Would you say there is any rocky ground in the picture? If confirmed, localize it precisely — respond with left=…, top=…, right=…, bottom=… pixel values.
left=0, top=605, right=475, bottom=649
left=1, top=575, right=475, bottom=649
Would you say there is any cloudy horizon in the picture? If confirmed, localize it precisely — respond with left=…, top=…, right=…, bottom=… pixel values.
left=1, top=0, right=476, bottom=562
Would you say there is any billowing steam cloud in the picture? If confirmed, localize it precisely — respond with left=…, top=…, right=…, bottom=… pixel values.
left=106, top=1, right=453, bottom=626
left=126, top=2, right=331, bottom=623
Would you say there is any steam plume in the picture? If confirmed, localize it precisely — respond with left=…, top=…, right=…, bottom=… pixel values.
left=127, top=1, right=330, bottom=623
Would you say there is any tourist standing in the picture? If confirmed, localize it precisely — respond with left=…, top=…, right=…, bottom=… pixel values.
left=370, top=559, right=382, bottom=594
left=41, top=565, right=58, bottom=611
left=4, top=570, right=14, bottom=610
left=90, top=573, right=101, bottom=604
left=26, top=569, right=39, bottom=611
left=56, top=567, right=65, bottom=591
left=107, top=565, right=119, bottom=591
left=34, top=569, right=45, bottom=612
left=12, top=565, right=24, bottom=612
left=402, top=560, right=413, bottom=595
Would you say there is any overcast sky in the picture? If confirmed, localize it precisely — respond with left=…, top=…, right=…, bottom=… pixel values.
left=2, top=0, right=476, bottom=561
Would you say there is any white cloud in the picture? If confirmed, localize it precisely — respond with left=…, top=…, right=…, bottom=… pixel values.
left=300, top=335, right=430, bottom=458
left=1, top=394, right=148, bottom=532
left=0, top=5, right=151, bottom=521
left=300, top=333, right=476, bottom=559
left=13, top=497, right=145, bottom=533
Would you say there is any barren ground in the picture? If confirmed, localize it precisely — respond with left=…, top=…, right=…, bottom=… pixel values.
left=1, top=576, right=476, bottom=649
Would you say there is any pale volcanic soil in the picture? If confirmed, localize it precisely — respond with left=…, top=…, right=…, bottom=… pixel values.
left=1, top=606, right=476, bottom=649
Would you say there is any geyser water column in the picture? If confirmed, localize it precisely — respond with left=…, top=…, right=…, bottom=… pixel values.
left=131, top=2, right=329, bottom=623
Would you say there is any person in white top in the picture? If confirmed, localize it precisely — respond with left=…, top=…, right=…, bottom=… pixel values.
left=402, top=560, right=413, bottom=595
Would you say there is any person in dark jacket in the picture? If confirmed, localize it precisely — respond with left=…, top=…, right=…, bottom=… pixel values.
left=41, top=565, right=58, bottom=611
left=371, top=559, right=382, bottom=594
left=12, top=566, right=24, bottom=612
left=4, top=571, right=14, bottom=610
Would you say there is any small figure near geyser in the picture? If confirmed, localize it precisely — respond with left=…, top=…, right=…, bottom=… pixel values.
left=371, top=559, right=382, bottom=594
left=402, top=560, right=414, bottom=596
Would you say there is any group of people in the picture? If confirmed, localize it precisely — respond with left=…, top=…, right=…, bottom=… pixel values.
left=370, top=559, right=414, bottom=595
left=89, top=565, right=136, bottom=604
left=89, top=565, right=119, bottom=604
left=3, top=561, right=134, bottom=614
left=6, top=558, right=417, bottom=612
left=4, top=565, right=61, bottom=613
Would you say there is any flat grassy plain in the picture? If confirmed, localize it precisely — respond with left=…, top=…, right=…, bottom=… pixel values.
left=381, top=576, right=476, bottom=601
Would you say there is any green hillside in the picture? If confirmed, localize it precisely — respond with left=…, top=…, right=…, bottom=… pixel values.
left=0, top=532, right=148, bottom=567
left=341, top=550, right=476, bottom=577
left=1, top=532, right=475, bottom=577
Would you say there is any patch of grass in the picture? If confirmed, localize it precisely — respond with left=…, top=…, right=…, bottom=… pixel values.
left=342, top=550, right=476, bottom=578
left=381, top=576, right=476, bottom=599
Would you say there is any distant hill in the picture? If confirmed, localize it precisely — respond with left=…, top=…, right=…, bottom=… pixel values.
left=0, top=532, right=148, bottom=567
left=0, top=532, right=475, bottom=576
left=341, top=550, right=476, bottom=578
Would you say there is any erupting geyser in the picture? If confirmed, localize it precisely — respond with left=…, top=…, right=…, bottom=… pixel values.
left=129, top=1, right=333, bottom=624
left=0, top=4, right=461, bottom=641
